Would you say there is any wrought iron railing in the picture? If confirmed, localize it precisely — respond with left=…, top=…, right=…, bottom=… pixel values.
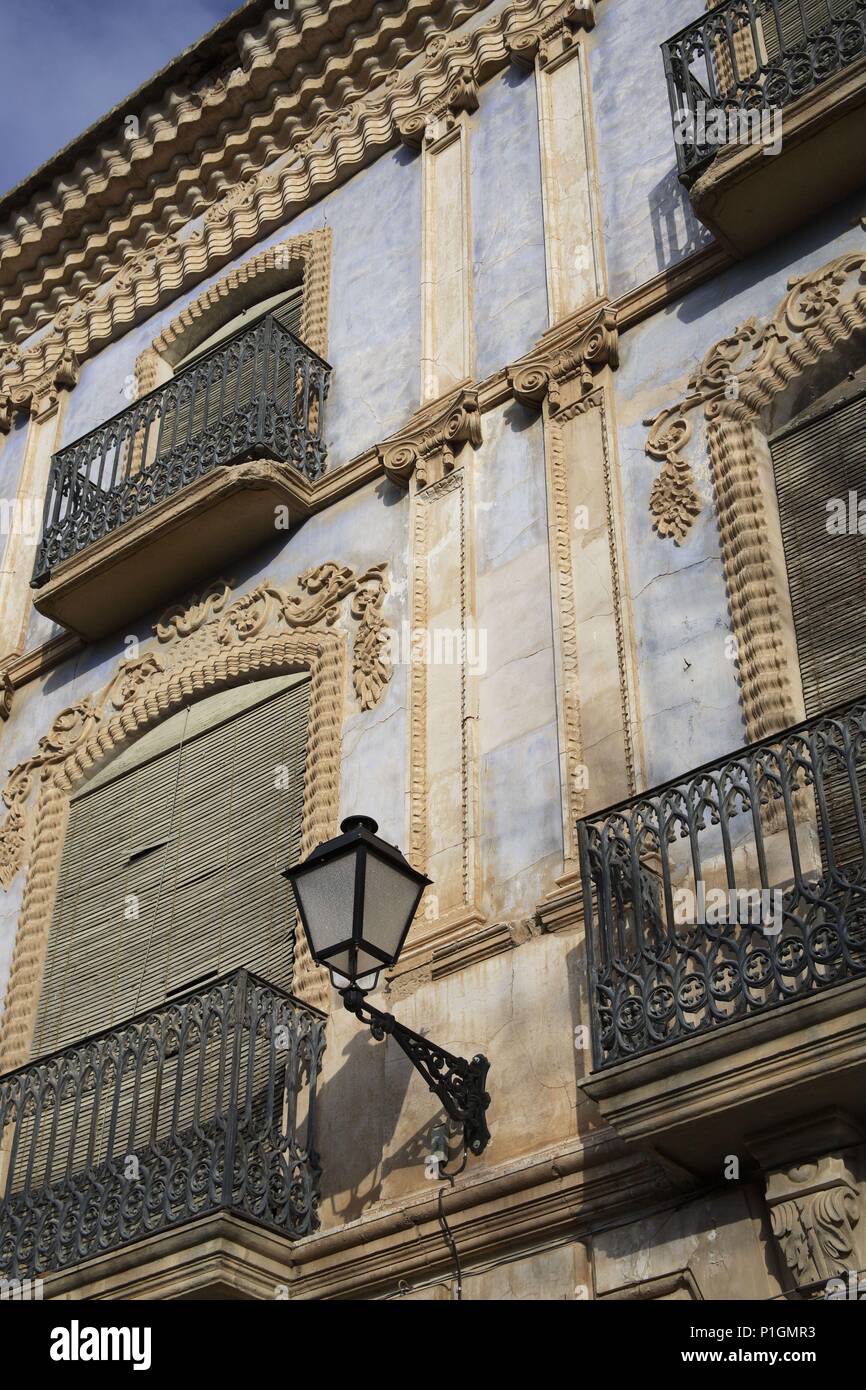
left=579, top=697, right=866, bottom=1070
left=32, top=311, right=331, bottom=584
left=663, top=0, right=866, bottom=182
left=0, top=969, right=326, bottom=1280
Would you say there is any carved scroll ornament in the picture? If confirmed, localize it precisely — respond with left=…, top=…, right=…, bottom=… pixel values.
left=0, top=562, right=391, bottom=891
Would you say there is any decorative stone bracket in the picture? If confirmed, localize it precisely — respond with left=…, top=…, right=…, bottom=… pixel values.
left=506, top=299, right=619, bottom=414
left=506, top=0, right=596, bottom=69
left=378, top=386, right=482, bottom=489
left=0, top=347, right=79, bottom=433
left=766, top=1157, right=862, bottom=1290
left=0, top=562, right=392, bottom=891
left=750, top=1113, right=865, bottom=1294
left=397, top=69, right=479, bottom=149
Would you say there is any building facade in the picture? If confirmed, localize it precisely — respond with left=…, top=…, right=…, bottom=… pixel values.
left=0, top=0, right=865, bottom=1300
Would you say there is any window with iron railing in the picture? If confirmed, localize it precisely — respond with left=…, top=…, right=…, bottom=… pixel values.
left=663, top=0, right=866, bottom=182
left=32, top=304, right=330, bottom=585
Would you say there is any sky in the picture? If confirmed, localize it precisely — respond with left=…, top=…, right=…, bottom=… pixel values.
left=0, top=0, right=244, bottom=198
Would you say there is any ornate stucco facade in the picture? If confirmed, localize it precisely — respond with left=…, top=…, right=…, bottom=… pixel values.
left=1, top=0, right=866, bottom=1301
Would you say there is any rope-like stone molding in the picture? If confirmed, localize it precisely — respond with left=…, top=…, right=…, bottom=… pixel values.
left=0, top=628, right=344, bottom=1071
left=0, top=0, right=568, bottom=421
left=646, top=241, right=866, bottom=742
left=0, top=560, right=394, bottom=1064
left=133, top=229, right=332, bottom=398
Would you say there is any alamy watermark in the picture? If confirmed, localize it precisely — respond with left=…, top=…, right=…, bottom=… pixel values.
left=384, top=621, right=487, bottom=675
left=673, top=101, right=783, bottom=159
left=673, top=880, right=783, bottom=935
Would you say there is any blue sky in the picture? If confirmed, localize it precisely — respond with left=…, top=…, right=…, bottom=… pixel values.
left=0, top=0, right=243, bottom=197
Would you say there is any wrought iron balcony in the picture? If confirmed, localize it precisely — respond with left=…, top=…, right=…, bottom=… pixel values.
left=32, top=311, right=331, bottom=587
left=579, top=697, right=866, bottom=1072
left=0, top=969, right=326, bottom=1281
left=663, top=0, right=866, bottom=184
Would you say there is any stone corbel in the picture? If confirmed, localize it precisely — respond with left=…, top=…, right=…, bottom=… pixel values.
left=0, top=347, right=80, bottom=432
left=379, top=387, right=482, bottom=489
left=0, top=668, right=14, bottom=722
left=397, top=68, right=479, bottom=149
left=750, top=1113, right=865, bottom=1293
left=506, top=0, right=596, bottom=71
left=507, top=301, right=618, bottom=413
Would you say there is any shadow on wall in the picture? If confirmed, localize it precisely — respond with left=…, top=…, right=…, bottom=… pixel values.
left=315, top=1020, right=449, bottom=1225
left=649, top=164, right=712, bottom=272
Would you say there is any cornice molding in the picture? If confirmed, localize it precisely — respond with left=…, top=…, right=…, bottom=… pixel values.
left=0, top=0, right=492, bottom=337
left=0, top=0, right=596, bottom=425
left=0, top=0, right=561, bottom=389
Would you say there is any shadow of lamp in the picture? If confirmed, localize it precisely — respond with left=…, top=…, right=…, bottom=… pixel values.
left=284, top=815, right=491, bottom=1157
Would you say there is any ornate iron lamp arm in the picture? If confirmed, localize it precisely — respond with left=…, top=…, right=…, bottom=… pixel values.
left=341, top=988, right=491, bottom=1155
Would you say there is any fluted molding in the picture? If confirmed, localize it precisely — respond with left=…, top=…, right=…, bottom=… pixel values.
left=0, top=0, right=495, bottom=338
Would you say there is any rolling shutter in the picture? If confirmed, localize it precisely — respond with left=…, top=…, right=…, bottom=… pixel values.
left=32, top=673, right=310, bottom=1057
left=759, top=1, right=845, bottom=60
left=771, top=383, right=866, bottom=866
left=155, top=286, right=305, bottom=459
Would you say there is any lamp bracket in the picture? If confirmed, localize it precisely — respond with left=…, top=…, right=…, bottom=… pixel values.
left=342, top=989, right=491, bottom=1155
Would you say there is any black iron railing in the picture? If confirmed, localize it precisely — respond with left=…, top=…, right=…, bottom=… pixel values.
left=663, top=0, right=866, bottom=182
left=32, top=311, right=331, bottom=584
left=0, top=969, right=326, bottom=1280
left=579, top=698, right=866, bottom=1070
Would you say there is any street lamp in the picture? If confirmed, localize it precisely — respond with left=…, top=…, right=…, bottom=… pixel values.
left=284, top=816, right=491, bottom=1156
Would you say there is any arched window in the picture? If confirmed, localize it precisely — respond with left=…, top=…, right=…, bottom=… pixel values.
left=172, top=284, right=304, bottom=370
left=32, top=672, right=310, bottom=1056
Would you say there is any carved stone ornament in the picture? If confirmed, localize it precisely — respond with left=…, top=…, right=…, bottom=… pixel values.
left=645, top=239, right=866, bottom=544
left=0, top=0, right=569, bottom=422
left=378, top=386, right=482, bottom=489
left=506, top=0, right=596, bottom=69
left=0, top=563, right=392, bottom=894
left=0, top=668, right=13, bottom=722
left=507, top=301, right=619, bottom=413
left=765, top=1155, right=862, bottom=1289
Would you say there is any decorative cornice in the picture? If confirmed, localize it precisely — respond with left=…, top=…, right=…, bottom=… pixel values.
left=645, top=245, right=866, bottom=543
left=0, top=0, right=496, bottom=338
left=0, top=0, right=562, bottom=421
left=378, top=385, right=482, bottom=488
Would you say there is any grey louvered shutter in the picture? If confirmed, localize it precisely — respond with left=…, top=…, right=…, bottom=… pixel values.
left=158, top=286, right=304, bottom=458
left=770, top=385, right=866, bottom=866
left=759, top=0, right=844, bottom=60
left=33, top=673, right=310, bottom=1057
